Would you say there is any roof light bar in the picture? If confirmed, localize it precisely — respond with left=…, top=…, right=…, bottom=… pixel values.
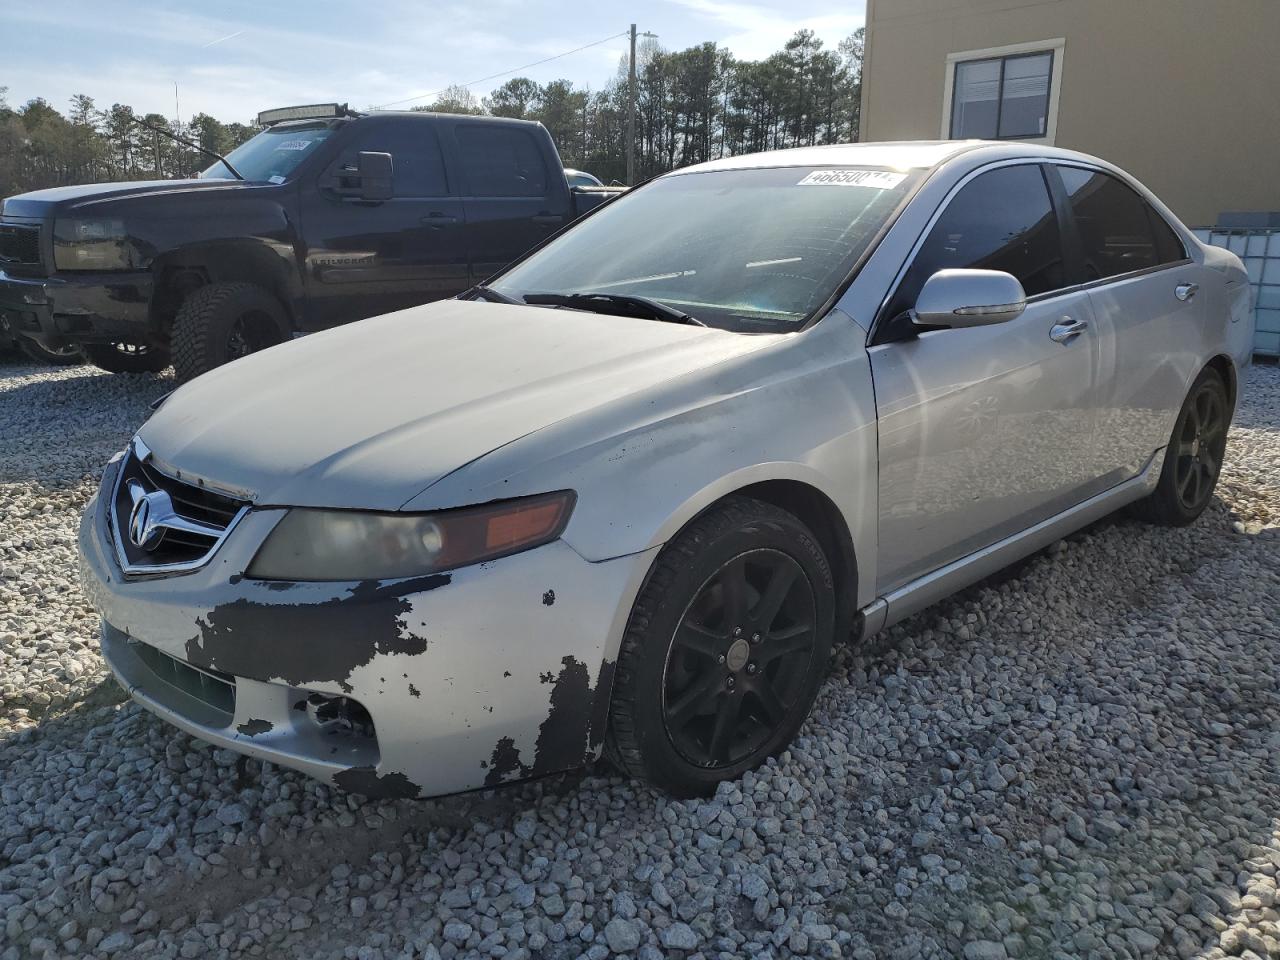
left=257, top=103, right=349, bottom=127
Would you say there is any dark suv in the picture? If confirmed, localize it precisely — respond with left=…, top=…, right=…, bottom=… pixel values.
left=0, top=104, right=622, bottom=380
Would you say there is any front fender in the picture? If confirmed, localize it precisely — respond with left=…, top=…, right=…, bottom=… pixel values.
left=414, top=313, right=881, bottom=608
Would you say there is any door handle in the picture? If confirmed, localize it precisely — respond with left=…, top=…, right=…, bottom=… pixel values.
left=1049, top=317, right=1089, bottom=343
left=531, top=214, right=564, bottom=225
left=421, top=213, right=458, bottom=227
left=1175, top=282, right=1199, bottom=302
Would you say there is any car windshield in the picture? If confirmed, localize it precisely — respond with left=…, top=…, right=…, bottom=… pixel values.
left=200, top=122, right=334, bottom=182
left=491, top=165, right=920, bottom=332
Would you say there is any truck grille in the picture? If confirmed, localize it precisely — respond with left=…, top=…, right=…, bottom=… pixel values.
left=0, top=222, right=42, bottom=274
left=109, top=439, right=250, bottom=576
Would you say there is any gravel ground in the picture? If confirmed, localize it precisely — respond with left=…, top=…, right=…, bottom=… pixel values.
left=1, top=357, right=1278, bottom=960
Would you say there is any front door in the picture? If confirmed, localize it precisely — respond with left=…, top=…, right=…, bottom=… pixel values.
left=870, top=163, right=1100, bottom=593
left=300, top=119, right=469, bottom=330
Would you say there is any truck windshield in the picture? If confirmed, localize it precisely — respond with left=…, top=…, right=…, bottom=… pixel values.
left=490, top=165, right=920, bottom=332
left=200, top=122, right=334, bottom=182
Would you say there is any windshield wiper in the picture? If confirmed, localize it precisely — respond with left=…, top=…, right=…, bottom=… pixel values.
left=522, top=292, right=705, bottom=327
left=462, top=284, right=522, bottom=305
left=128, top=117, right=244, bottom=181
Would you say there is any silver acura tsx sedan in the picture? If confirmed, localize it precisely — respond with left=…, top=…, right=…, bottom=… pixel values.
left=80, top=141, right=1254, bottom=799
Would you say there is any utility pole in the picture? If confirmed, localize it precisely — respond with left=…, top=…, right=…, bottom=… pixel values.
left=626, top=25, right=658, bottom=186
left=627, top=23, right=637, bottom=186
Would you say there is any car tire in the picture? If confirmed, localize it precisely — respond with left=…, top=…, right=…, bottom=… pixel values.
left=606, top=495, right=835, bottom=797
left=18, top=339, right=85, bottom=366
left=81, top=341, right=171, bottom=374
left=1130, top=367, right=1230, bottom=525
left=171, top=282, right=289, bottom=383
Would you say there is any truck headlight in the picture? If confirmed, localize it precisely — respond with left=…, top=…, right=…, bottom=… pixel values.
left=247, top=491, right=576, bottom=582
left=53, top=219, right=141, bottom=271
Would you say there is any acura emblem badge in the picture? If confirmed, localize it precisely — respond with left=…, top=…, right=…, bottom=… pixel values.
left=126, top=479, right=170, bottom=551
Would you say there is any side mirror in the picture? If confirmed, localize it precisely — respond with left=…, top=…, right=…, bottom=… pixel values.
left=911, top=268, right=1027, bottom=329
left=356, top=151, right=393, bottom=202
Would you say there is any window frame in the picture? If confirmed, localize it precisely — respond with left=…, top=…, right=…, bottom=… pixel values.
left=870, top=159, right=1076, bottom=345
left=320, top=118, right=454, bottom=199
left=1046, top=162, right=1191, bottom=288
left=942, top=39, right=1065, bottom=145
left=869, top=157, right=1194, bottom=346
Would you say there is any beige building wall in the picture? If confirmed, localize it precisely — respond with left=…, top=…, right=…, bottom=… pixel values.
left=860, top=0, right=1280, bottom=226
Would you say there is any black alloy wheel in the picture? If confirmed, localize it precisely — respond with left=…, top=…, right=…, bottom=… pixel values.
left=1131, top=367, right=1230, bottom=525
left=226, top=310, right=280, bottom=360
left=80, top=340, right=171, bottom=374
left=664, top=549, right=818, bottom=769
left=606, top=496, right=836, bottom=796
left=1171, top=377, right=1227, bottom=513
left=17, top=338, right=84, bottom=365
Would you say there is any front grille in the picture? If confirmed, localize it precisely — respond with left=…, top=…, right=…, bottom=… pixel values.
left=0, top=222, right=42, bottom=273
left=109, top=441, right=250, bottom=575
left=130, top=639, right=236, bottom=719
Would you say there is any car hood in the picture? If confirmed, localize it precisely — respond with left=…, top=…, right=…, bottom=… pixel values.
left=1, top=179, right=244, bottom=218
left=139, top=299, right=777, bottom=510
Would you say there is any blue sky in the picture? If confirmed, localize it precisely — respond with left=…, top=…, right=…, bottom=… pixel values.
left=4, top=0, right=865, bottom=124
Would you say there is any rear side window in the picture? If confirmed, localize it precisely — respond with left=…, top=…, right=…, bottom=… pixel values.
left=1058, top=167, right=1186, bottom=280
left=456, top=126, right=549, bottom=197
left=340, top=123, right=449, bottom=197
left=885, top=163, right=1066, bottom=321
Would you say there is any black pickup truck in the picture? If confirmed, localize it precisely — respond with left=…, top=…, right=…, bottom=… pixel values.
left=0, top=104, right=623, bottom=380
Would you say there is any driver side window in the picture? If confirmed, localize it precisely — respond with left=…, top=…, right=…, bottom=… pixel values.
left=882, top=164, right=1067, bottom=329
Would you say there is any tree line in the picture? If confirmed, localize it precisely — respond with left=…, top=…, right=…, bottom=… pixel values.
left=0, top=28, right=862, bottom=198
left=0, top=86, right=257, bottom=198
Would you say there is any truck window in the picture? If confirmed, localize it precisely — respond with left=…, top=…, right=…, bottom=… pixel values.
left=337, top=124, right=450, bottom=197
left=455, top=126, right=549, bottom=198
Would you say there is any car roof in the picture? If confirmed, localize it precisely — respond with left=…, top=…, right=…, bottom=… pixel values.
left=670, top=140, right=1098, bottom=176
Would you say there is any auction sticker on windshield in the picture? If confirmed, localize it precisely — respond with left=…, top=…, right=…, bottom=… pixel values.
left=797, top=169, right=907, bottom=189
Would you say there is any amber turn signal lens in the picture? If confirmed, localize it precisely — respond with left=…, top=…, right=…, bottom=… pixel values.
left=486, top=500, right=569, bottom=551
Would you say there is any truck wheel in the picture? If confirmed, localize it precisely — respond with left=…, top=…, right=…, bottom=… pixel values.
left=172, top=282, right=289, bottom=382
left=606, top=496, right=835, bottom=797
left=18, top=339, right=85, bottom=366
left=81, top=342, right=171, bottom=374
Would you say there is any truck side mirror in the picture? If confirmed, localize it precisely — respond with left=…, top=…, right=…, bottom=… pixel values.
left=356, top=152, right=393, bottom=202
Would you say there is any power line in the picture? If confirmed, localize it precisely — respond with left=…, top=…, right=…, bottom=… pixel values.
left=374, top=30, right=629, bottom=110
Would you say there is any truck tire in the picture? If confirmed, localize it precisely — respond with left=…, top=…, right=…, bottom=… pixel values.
left=18, top=339, right=85, bottom=366
left=171, top=282, right=289, bottom=383
left=81, top=342, right=171, bottom=374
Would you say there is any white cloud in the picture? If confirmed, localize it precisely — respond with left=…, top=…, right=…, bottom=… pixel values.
left=666, top=0, right=864, bottom=59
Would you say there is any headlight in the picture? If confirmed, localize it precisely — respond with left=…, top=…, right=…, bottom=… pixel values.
left=247, top=491, right=576, bottom=582
left=53, top=219, right=141, bottom=271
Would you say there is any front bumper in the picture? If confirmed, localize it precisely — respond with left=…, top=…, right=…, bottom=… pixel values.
left=0, top=268, right=153, bottom=349
left=79, top=460, right=657, bottom=798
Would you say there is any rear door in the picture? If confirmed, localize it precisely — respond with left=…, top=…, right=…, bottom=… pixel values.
left=299, top=119, right=469, bottom=329
left=869, top=162, right=1101, bottom=593
left=1050, top=164, right=1203, bottom=483
left=452, top=123, right=569, bottom=279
